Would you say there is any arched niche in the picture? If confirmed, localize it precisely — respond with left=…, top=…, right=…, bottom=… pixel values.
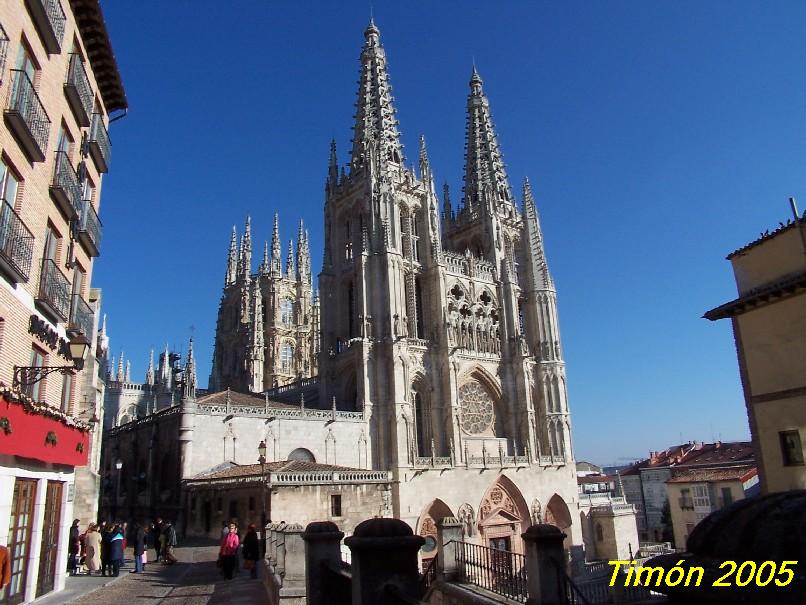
left=287, top=448, right=316, bottom=462
left=477, top=475, right=531, bottom=553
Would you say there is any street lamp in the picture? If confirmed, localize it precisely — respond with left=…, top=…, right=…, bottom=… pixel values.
left=12, top=334, right=91, bottom=389
left=114, top=459, right=123, bottom=521
left=258, top=440, right=267, bottom=556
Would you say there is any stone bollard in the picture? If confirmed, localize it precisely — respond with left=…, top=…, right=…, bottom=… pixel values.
left=345, top=518, right=425, bottom=605
left=522, top=524, right=567, bottom=605
left=266, top=523, right=277, bottom=565
left=275, top=525, right=287, bottom=576
left=436, top=516, right=463, bottom=582
left=303, top=521, right=345, bottom=605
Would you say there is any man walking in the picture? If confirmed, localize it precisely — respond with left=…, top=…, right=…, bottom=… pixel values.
left=162, top=521, right=178, bottom=564
left=131, top=521, right=146, bottom=573
left=152, top=518, right=163, bottom=563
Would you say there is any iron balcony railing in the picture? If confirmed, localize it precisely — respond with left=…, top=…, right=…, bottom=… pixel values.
left=78, top=201, right=102, bottom=256
left=88, top=113, right=111, bottom=173
left=50, top=150, right=82, bottom=219
left=37, top=258, right=71, bottom=322
left=455, top=541, right=528, bottom=602
left=69, top=293, right=93, bottom=337
left=5, top=69, right=51, bottom=162
left=0, top=198, right=34, bottom=282
left=64, top=54, right=93, bottom=126
left=27, top=0, right=66, bottom=53
left=678, top=497, right=694, bottom=511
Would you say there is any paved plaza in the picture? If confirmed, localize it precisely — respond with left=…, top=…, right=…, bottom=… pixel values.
left=33, top=545, right=265, bottom=605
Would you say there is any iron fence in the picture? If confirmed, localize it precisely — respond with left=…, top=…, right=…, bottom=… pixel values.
left=6, top=69, right=51, bottom=155
left=38, top=258, right=71, bottom=321
left=89, top=113, right=111, bottom=171
left=65, top=53, right=93, bottom=123
left=79, top=201, right=102, bottom=254
left=455, top=541, right=528, bottom=602
left=69, top=294, right=94, bottom=337
left=52, top=150, right=82, bottom=214
left=0, top=198, right=34, bottom=281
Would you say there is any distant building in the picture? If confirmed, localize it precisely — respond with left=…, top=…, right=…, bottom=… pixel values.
left=577, top=473, right=617, bottom=496
left=576, top=460, right=603, bottom=476
left=0, top=0, right=125, bottom=602
left=705, top=210, right=806, bottom=493
left=666, top=464, right=758, bottom=548
left=620, top=441, right=754, bottom=543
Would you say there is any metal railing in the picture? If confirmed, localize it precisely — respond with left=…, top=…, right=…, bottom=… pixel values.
left=551, top=558, right=593, bottom=605
left=79, top=201, right=102, bottom=254
left=455, top=541, right=528, bottom=602
left=678, top=497, right=694, bottom=510
left=38, top=258, right=71, bottom=321
left=0, top=198, right=34, bottom=281
left=6, top=69, right=51, bottom=156
left=33, top=0, right=66, bottom=49
left=89, top=113, right=111, bottom=171
left=65, top=54, right=93, bottom=124
left=69, top=294, right=93, bottom=336
left=51, top=150, right=82, bottom=215
left=0, top=24, right=9, bottom=86
left=420, top=557, right=437, bottom=593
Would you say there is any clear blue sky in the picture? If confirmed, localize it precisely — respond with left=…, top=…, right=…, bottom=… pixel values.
left=95, top=1, right=806, bottom=464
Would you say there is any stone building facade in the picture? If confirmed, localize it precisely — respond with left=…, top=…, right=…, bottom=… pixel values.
left=208, top=215, right=319, bottom=393
left=0, top=0, right=125, bottom=603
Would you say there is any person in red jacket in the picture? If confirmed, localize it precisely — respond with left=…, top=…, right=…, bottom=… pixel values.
left=0, top=544, right=11, bottom=590
left=218, top=522, right=240, bottom=580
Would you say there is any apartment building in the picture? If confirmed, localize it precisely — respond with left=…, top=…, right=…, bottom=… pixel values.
left=705, top=209, right=806, bottom=493
left=0, top=1, right=125, bottom=603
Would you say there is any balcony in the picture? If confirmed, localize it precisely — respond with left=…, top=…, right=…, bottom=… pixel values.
left=25, top=0, right=66, bottom=54
left=50, top=151, right=82, bottom=220
left=37, top=258, right=71, bottom=322
left=4, top=70, right=51, bottom=162
left=68, top=293, right=93, bottom=337
left=0, top=24, right=9, bottom=86
left=0, top=198, right=34, bottom=283
left=678, top=496, right=694, bottom=511
left=78, top=202, right=102, bottom=257
left=64, top=54, right=93, bottom=126
left=88, top=114, right=111, bottom=173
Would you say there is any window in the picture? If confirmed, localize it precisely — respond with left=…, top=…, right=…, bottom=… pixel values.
left=780, top=430, right=804, bottom=466
left=721, top=487, right=733, bottom=508
left=60, top=371, right=72, bottom=413
left=692, top=485, right=710, bottom=508
left=280, top=298, right=294, bottom=325
left=25, top=347, right=45, bottom=402
left=55, top=123, right=73, bottom=158
left=280, top=342, right=294, bottom=372
left=1, top=156, right=20, bottom=205
left=330, top=494, right=342, bottom=517
left=72, top=264, right=84, bottom=299
left=595, top=523, right=604, bottom=542
left=43, top=223, right=60, bottom=261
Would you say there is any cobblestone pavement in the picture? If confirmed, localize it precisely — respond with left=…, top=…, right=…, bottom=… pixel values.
left=64, top=546, right=266, bottom=605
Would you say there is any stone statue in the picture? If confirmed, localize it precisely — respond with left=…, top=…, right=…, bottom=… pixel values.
left=457, top=503, right=475, bottom=537
left=531, top=499, right=543, bottom=525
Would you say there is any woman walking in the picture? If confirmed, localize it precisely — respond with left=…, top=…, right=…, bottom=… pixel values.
left=218, top=522, right=240, bottom=580
left=241, top=525, right=259, bottom=579
left=84, top=524, right=102, bottom=575
left=67, top=519, right=81, bottom=575
left=108, top=525, right=125, bottom=577
left=131, top=522, right=146, bottom=573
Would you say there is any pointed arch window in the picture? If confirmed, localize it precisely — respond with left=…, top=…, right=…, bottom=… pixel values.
left=281, top=298, right=294, bottom=325
left=414, top=391, right=432, bottom=457
left=280, top=342, right=294, bottom=372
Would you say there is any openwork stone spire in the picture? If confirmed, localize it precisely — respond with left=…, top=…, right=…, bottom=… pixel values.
left=297, top=220, right=310, bottom=280
left=462, top=67, right=515, bottom=213
left=286, top=239, right=295, bottom=277
left=328, top=139, right=338, bottom=187
left=238, top=216, right=252, bottom=279
left=350, top=19, right=404, bottom=171
left=145, top=349, right=154, bottom=385
left=522, top=177, right=553, bottom=290
left=225, top=225, right=237, bottom=286
left=184, top=337, right=197, bottom=399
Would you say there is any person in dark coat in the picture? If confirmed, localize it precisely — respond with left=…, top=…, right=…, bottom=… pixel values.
left=241, top=524, right=260, bottom=579
left=108, top=524, right=125, bottom=577
left=100, top=523, right=111, bottom=576
left=67, top=519, right=81, bottom=575
left=130, top=522, right=146, bottom=573
left=153, top=518, right=163, bottom=563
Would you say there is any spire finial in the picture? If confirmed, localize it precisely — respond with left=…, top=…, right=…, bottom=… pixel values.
left=286, top=239, right=295, bottom=276
left=146, top=349, right=154, bottom=385
left=522, top=176, right=553, bottom=290
left=226, top=225, right=238, bottom=286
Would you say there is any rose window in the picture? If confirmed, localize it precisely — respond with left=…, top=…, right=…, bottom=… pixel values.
left=459, top=382, right=495, bottom=434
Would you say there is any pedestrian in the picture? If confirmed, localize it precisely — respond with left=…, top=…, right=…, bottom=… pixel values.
left=100, top=524, right=111, bottom=576
left=220, top=521, right=230, bottom=539
left=219, top=522, right=240, bottom=580
left=84, top=524, right=102, bottom=575
left=241, top=524, right=259, bottom=579
left=108, top=524, right=125, bottom=577
left=162, top=521, right=178, bottom=564
left=142, top=525, right=150, bottom=568
left=153, top=518, right=163, bottom=563
left=67, top=519, right=81, bottom=575
left=130, top=522, right=146, bottom=573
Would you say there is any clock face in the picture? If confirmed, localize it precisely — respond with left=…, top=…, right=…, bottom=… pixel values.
left=459, top=382, right=495, bottom=435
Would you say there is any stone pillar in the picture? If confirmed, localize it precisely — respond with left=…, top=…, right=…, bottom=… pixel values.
left=522, top=524, right=566, bottom=605
left=303, top=521, right=345, bottom=605
left=436, top=516, right=462, bottom=582
left=345, top=518, right=425, bottom=605
left=278, top=524, right=306, bottom=601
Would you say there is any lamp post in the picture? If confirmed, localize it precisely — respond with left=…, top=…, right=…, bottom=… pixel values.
left=12, top=334, right=91, bottom=390
left=113, top=459, right=123, bottom=521
left=258, top=440, right=267, bottom=556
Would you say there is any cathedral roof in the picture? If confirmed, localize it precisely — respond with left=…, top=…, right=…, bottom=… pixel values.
left=195, top=389, right=298, bottom=410
left=187, top=460, right=380, bottom=482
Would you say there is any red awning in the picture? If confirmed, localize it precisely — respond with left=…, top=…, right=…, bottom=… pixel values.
left=0, top=395, right=89, bottom=466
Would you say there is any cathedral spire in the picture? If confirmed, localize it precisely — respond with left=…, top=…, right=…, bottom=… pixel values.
left=462, top=66, right=515, bottom=213
left=286, top=239, right=295, bottom=277
left=125, top=360, right=131, bottom=383
left=260, top=241, right=269, bottom=275
left=271, top=213, right=282, bottom=276
left=522, top=177, right=553, bottom=290
left=328, top=139, right=338, bottom=187
left=225, top=225, right=237, bottom=286
left=247, top=279, right=264, bottom=392
left=238, top=216, right=252, bottom=279
left=419, top=135, right=432, bottom=184
left=350, top=19, right=404, bottom=172
left=183, top=337, right=197, bottom=399
left=296, top=220, right=310, bottom=280
left=116, top=353, right=125, bottom=382
left=145, top=349, right=154, bottom=385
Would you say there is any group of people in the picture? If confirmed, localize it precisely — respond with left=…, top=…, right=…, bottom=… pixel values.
left=218, top=521, right=260, bottom=580
left=66, top=518, right=179, bottom=576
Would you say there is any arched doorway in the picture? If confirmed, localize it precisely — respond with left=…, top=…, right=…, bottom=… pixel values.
left=477, top=476, right=531, bottom=554
left=545, top=493, right=573, bottom=553
left=417, top=499, right=455, bottom=571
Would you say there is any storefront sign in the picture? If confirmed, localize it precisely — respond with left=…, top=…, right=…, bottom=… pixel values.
left=28, top=315, right=71, bottom=361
